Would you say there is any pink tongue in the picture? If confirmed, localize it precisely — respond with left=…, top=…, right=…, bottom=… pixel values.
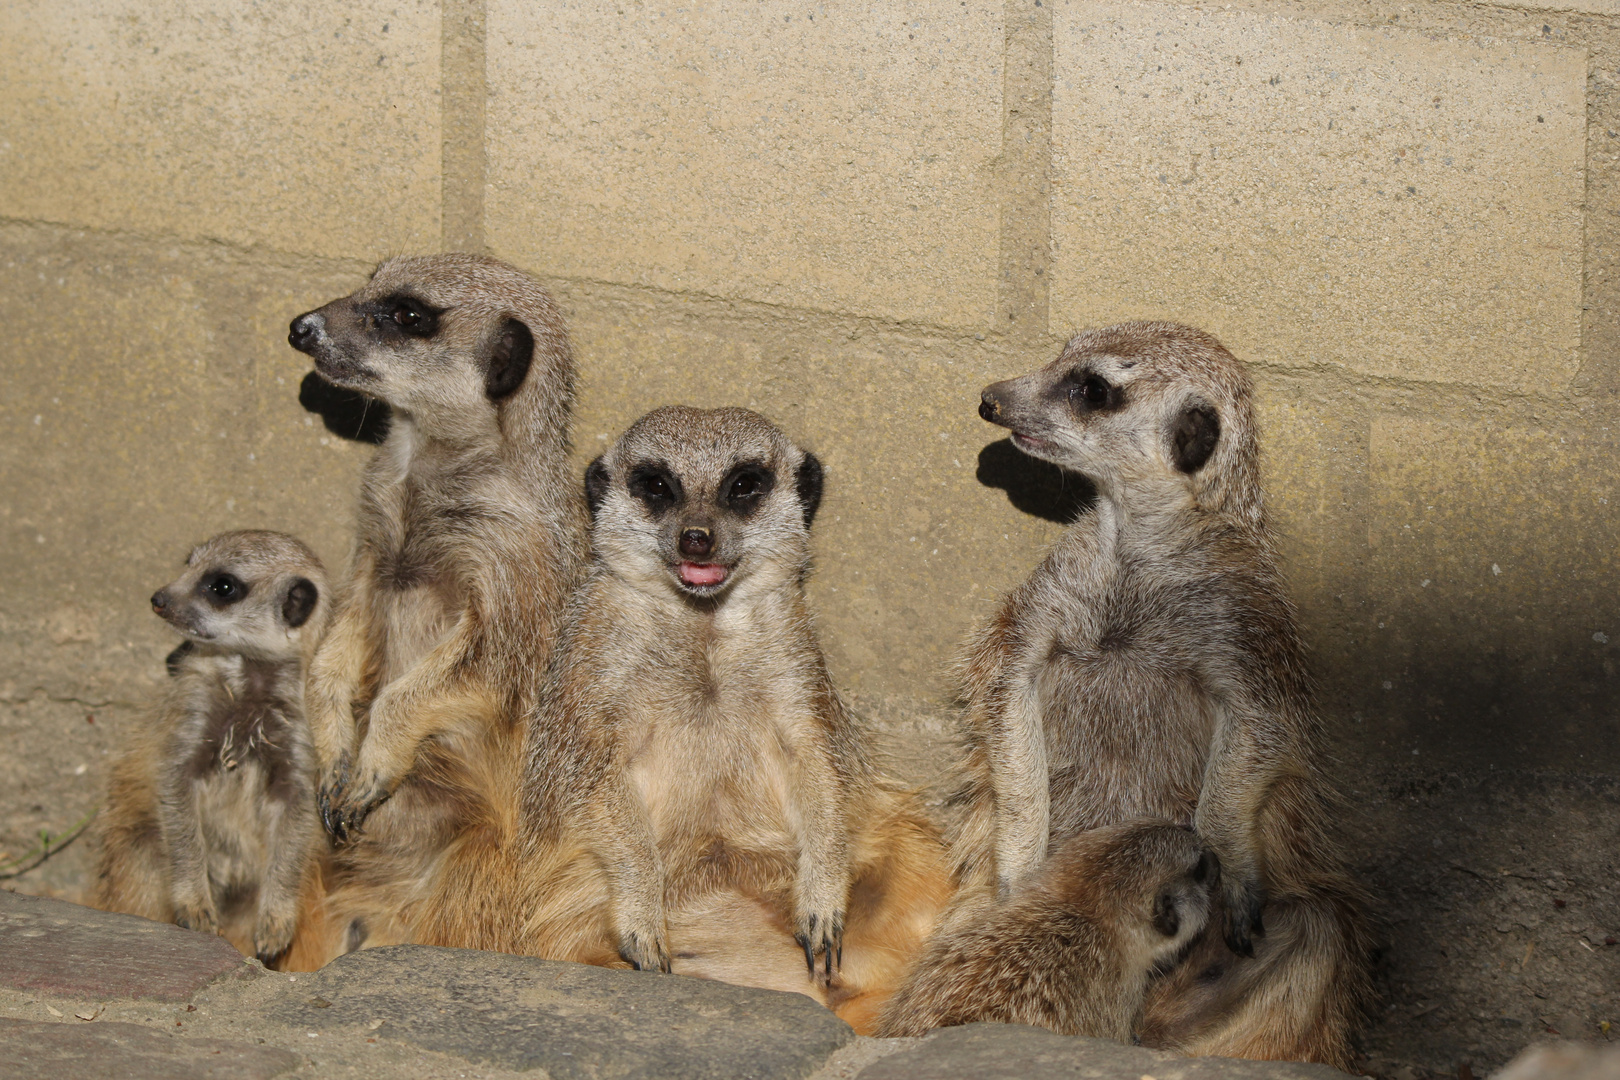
left=679, top=562, right=728, bottom=587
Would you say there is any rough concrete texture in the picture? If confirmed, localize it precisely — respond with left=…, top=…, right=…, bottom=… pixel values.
left=0, top=0, right=443, bottom=257
left=1050, top=1, right=1586, bottom=391
left=485, top=1, right=1005, bottom=328
left=2, top=0, right=1619, bottom=1076
left=0, top=890, right=1362, bottom=1080
left=857, top=1023, right=1350, bottom=1080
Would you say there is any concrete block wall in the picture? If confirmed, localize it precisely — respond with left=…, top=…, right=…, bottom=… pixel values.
left=2, top=1, right=1616, bottom=1072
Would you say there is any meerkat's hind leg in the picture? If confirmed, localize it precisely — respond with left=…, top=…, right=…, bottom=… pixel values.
left=251, top=790, right=318, bottom=964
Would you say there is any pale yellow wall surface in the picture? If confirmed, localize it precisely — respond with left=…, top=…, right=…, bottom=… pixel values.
left=1050, top=2, right=1586, bottom=391
left=0, top=0, right=443, bottom=258
left=485, top=1, right=1005, bottom=327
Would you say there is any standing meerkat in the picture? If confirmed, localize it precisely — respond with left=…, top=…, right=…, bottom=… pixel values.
left=516, top=406, right=951, bottom=1031
left=283, top=253, right=586, bottom=958
left=94, top=530, right=327, bottom=965
left=945, top=322, right=1373, bottom=1066
left=877, top=821, right=1215, bottom=1039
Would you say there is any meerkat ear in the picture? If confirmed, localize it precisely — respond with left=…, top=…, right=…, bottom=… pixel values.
left=584, top=457, right=611, bottom=520
left=484, top=318, right=534, bottom=400
left=795, top=453, right=824, bottom=527
left=282, top=578, right=319, bottom=628
left=1170, top=403, right=1221, bottom=474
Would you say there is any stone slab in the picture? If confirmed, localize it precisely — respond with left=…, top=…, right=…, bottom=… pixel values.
left=265, top=944, right=854, bottom=1079
left=1497, top=1041, right=1620, bottom=1080
left=486, top=1, right=1003, bottom=328
left=0, top=1018, right=299, bottom=1080
left=0, top=890, right=248, bottom=1003
left=1049, top=1, right=1585, bottom=392
left=856, top=1023, right=1353, bottom=1080
left=0, top=0, right=441, bottom=259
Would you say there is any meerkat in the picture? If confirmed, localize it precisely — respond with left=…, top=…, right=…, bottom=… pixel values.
left=514, top=406, right=952, bottom=1031
left=942, top=322, right=1374, bottom=1066
left=283, top=253, right=587, bottom=959
left=94, top=530, right=327, bottom=964
left=877, top=821, right=1214, bottom=1039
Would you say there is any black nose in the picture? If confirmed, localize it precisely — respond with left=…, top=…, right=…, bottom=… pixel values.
left=151, top=590, right=169, bottom=613
left=979, top=393, right=1000, bottom=424
left=288, top=312, right=321, bottom=354
left=679, top=528, right=713, bottom=559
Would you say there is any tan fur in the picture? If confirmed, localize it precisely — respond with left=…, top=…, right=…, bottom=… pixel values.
left=94, top=530, right=328, bottom=965
left=947, top=322, right=1374, bottom=1066
left=513, top=407, right=952, bottom=1030
left=877, top=821, right=1213, bottom=1038
left=285, top=253, right=586, bottom=963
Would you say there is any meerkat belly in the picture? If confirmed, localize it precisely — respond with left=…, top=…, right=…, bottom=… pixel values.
left=375, top=582, right=460, bottom=685
left=1038, top=638, right=1214, bottom=840
left=195, top=763, right=274, bottom=891
left=625, top=688, right=799, bottom=896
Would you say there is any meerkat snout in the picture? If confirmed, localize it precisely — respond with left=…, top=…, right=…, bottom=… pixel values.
left=678, top=527, right=714, bottom=559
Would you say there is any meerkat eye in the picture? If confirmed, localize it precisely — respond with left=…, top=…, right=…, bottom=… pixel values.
left=201, top=572, right=248, bottom=605
left=1075, top=375, right=1111, bottom=407
left=628, top=465, right=681, bottom=513
left=721, top=464, right=775, bottom=514
left=380, top=295, right=439, bottom=337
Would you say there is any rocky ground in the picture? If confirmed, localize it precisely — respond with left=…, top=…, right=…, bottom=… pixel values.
left=0, top=889, right=1372, bottom=1080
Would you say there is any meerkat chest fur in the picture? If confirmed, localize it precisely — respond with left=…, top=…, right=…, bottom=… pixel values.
left=1020, top=510, right=1235, bottom=834
left=608, top=585, right=816, bottom=849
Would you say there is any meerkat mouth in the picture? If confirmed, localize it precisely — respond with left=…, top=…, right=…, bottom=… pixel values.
left=676, top=562, right=729, bottom=590
left=1011, top=432, right=1053, bottom=453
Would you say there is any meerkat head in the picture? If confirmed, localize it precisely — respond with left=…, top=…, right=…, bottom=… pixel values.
left=149, top=531, right=328, bottom=662
left=1050, top=821, right=1217, bottom=970
left=978, top=322, right=1260, bottom=520
left=583, top=406, right=823, bottom=604
left=286, top=253, right=572, bottom=445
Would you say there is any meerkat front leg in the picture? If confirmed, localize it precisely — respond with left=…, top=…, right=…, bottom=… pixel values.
left=252, top=757, right=318, bottom=963
left=786, top=714, right=850, bottom=981
left=324, top=609, right=486, bottom=838
left=592, top=777, right=670, bottom=973
left=158, top=754, right=218, bottom=935
left=1194, top=693, right=1290, bottom=956
left=307, top=558, right=378, bottom=833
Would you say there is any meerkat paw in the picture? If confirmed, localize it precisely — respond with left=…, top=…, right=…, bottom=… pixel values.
left=318, top=750, right=391, bottom=842
left=1221, top=876, right=1266, bottom=957
left=618, top=927, right=671, bottom=973
left=253, top=908, right=299, bottom=966
left=173, top=901, right=221, bottom=937
left=794, top=908, right=845, bottom=982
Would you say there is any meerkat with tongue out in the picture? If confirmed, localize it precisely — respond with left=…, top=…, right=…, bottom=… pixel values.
left=517, top=406, right=951, bottom=1029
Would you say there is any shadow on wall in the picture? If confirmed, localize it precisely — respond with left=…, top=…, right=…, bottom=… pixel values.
left=975, top=438, right=1096, bottom=524
left=299, top=371, right=391, bottom=445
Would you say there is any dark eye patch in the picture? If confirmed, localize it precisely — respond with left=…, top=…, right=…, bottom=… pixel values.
left=368, top=292, right=443, bottom=339
left=199, top=571, right=248, bottom=607
left=1065, top=370, right=1126, bottom=413
left=627, top=463, right=682, bottom=515
left=721, top=461, right=775, bottom=516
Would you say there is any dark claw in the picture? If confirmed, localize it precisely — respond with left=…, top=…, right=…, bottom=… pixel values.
left=1223, top=882, right=1265, bottom=957
left=796, top=932, right=815, bottom=977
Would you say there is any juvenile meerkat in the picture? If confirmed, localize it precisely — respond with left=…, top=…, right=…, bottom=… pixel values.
left=949, top=322, right=1374, bottom=1066
left=877, top=821, right=1215, bottom=1039
left=285, top=253, right=586, bottom=956
left=94, top=530, right=327, bottom=964
left=517, top=406, right=951, bottom=1030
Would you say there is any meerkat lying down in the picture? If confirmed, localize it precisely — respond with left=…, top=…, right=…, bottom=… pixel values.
left=513, top=406, right=952, bottom=1032
left=877, top=821, right=1215, bottom=1039
left=94, top=531, right=326, bottom=965
left=935, top=322, right=1374, bottom=1065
